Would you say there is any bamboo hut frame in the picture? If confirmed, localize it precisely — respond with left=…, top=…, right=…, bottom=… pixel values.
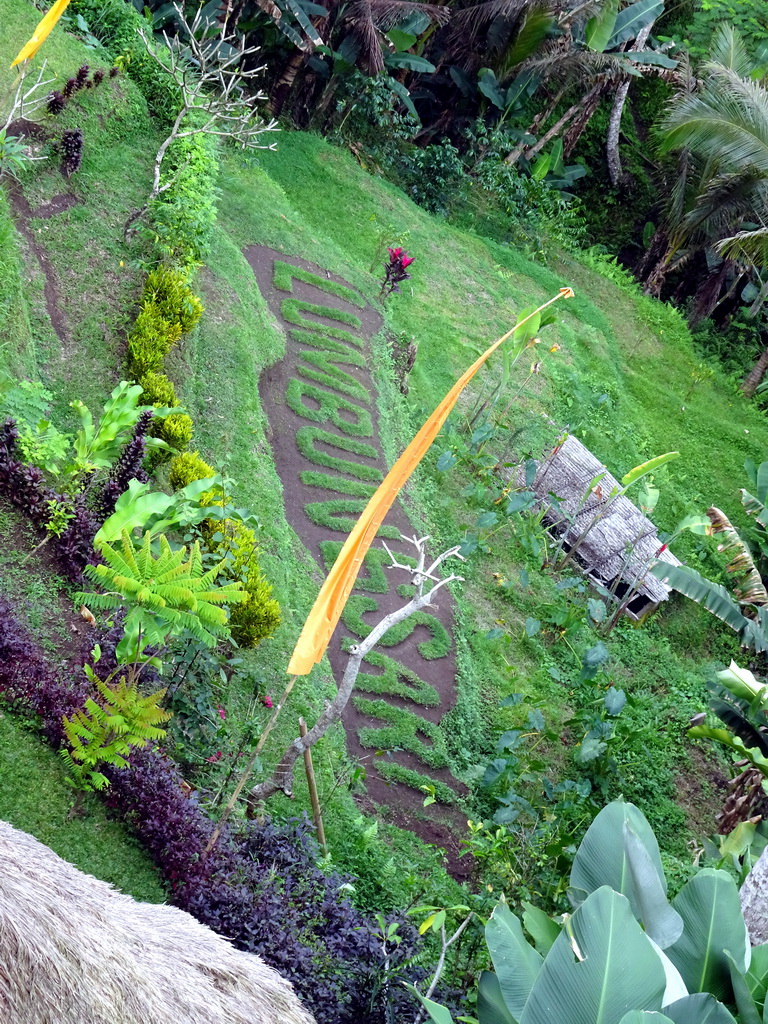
left=527, top=435, right=681, bottom=619
left=0, top=819, right=316, bottom=1024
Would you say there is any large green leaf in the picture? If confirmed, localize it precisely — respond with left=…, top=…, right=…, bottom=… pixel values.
left=569, top=801, right=682, bottom=948
left=486, top=901, right=542, bottom=1018
left=649, top=563, right=749, bottom=634
left=478, top=971, right=518, bottom=1024
left=585, top=0, right=619, bottom=53
left=725, top=950, right=762, bottom=1024
left=404, top=985, right=455, bottom=1024
left=621, top=452, right=679, bottom=488
left=619, top=1014, right=674, bottom=1024
left=687, top=725, right=768, bottom=777
left=662, top=993, right=737, bottom=1024
left=94, top=480, right=175, bottom=546
left=745, top=943, right=768, bottom=1005
left=607, top=0, right=663, bottom=48
left=522, top=901, right=561, bottom=955
left=666, top=869, right=749, bottom=1001
left=519, top=887, right=666, bottom=1024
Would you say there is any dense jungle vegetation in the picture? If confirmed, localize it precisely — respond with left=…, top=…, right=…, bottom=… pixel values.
left=5, top=0, right=768, bottom=1021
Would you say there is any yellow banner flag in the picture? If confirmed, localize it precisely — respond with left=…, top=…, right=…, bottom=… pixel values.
left=287, top=287, right=574, bottom=675
left=12, top=0, right=72, bottom=67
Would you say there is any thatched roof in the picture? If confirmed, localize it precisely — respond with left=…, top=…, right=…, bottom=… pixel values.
left=0, top=820, right=316, bottom=1024
left=529, top=435, right=681, bottom=612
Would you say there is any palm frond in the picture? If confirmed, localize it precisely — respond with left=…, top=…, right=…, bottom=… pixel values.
left=344, top=0, right=449, bottom=72
left=706, top=505, right=768, bottom=606
left=708, top=23, right=754, bottom=77
left=717, top=226, right=768, bottom=266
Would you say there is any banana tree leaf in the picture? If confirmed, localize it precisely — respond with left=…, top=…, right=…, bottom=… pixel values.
left=404, top=985, right=454, bottom=1024
left=745, top=944, right=768, bottom=1004
left=649, top=940, right=689, bottom=1005
left=619, top=1014, right=674, bottom=1024
left=570, top=800, right=681, bottom=947
left=649, top=563, right=748, bottom=634
left=725, top=950, right=762, bottom=1024
left=757, top=460, right=768, bottom=505
left=389, top=79, right=420, bottom=121
left=621, top=452, right=679, bottom=487
left=387, top=27, right=417, bottom=50
left=519, top=887, right=666, bottom=1024
left=741, top=488, right=768, bottom=529
left=385, top=52, right=436, bottom=72
left=478, top=971, right=518, bottom=1024
left=625, top=50, right=677, bottom=67
left=607, top=0, right=663, bottom=48
left=522, top=901, right=561, bottom=955
left=666, top=869, right=749, bottom=1001
left=662, top=993, right=737, bottom=1024
left=94, top=481, right=175, bottom=546
left=478, top=68, right=506, bottom=108
left=585, top=0, right=618, bottom=52
left=688, top=725, right=768, bottom=776
left=486, top=902, right=542, bottom=1018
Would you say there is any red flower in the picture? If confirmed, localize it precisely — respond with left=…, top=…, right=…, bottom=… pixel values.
left=401, top=255, right=416, bottom=268
left=264, top=695, right=273, bottom=708
left=205, top=751, right=223, bottom=762
left=217, top=705, right=226, bottom=720
left=657, top=543, right=668, bottom=555
left=388, top=247, right=404, bottom=260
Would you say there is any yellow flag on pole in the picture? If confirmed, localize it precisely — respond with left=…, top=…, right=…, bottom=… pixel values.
left=12, top=0, right=72, bottom=67
left=287, top=287, right=574, bottom=675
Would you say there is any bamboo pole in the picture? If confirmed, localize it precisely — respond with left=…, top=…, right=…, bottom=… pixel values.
left=299, top=717, right=327, bottom=857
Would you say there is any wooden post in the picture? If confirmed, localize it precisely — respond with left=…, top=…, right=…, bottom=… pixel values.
left=299, top=717, right=327, bottom=857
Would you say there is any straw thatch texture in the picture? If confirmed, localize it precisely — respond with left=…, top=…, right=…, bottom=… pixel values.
left=0, top=820, right=316, bottom=1024
left=530, top=435, right=680, bottom=614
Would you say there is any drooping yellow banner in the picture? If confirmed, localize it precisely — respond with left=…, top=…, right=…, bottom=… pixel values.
left=287, top=287, right=574, bottom=675
left=12, top=0, right=72, bottom=67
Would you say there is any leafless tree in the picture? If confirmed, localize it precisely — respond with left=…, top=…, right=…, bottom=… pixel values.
left=126, top=4, right=279, bottom=233
left=2, top=60, right=54, bottom=132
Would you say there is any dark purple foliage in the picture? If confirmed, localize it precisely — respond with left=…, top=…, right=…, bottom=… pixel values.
left=0, top=606, right=430, bottom=1024
left=0, top=596, right=89, bottom=744
left=92, top=69, right=105, bottom=86
left=109, top=66, right=120, bottom=78
left=0, top=419, right=97, bottom=580
left=47, top=90, right=67, bottom=115
left=75, top=64, right=90, bottom=88
left=61, top=128, right=83, bottom=177
left=96, top=411, right=151, bottom=520
left=62, top=77, right=78, bottom=98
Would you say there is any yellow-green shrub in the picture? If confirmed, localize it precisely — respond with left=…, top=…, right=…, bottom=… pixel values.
left=139, top=371, right=178, bottom=408
left=201, top=515, right=280, bottom=649
left=144, top=265, right=204, bottom=336
left=169, top=450, right=215, bottom=491
left=127, top=302, right=182, bottom=378
left=155, top=411, right=193, bottom=452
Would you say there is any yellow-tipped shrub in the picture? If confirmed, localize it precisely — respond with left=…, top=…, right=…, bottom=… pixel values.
left=139, top=371, right=178, bottom=408
left=127, top=302, right=182, bottom=378
left=144, top=265, right=204, bottom=336
left=169, top=450, right=215, bottom=491
left=155, top=411, right=193, bottom=452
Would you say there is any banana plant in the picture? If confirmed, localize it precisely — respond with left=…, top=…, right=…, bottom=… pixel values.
left=411, top=799, right=765, bottom=1024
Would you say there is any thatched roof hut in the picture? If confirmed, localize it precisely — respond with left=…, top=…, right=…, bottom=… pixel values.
left=0, top=820, right=316, bottom=1024
left=528, top=435, right=681, bottom=619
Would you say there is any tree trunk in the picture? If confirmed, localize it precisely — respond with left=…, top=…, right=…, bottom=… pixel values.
left=506, top=83, right=603, bottom=166
left=741, top=844, right=768, bottom=944
left=606, top=24, right=652, bottom=186
left=562, top=84, right=606, bottom=156
left=742, top=340, right=768, bottom=398
left=270, top=51, right=305, bottom=117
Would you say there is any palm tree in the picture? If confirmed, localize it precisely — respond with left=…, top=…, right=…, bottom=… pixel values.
left=653, top=25, right=768, bottom=393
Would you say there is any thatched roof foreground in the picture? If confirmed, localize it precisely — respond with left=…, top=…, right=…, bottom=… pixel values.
left=530, top=435, right=681, bottom=611
left=0, top=820, right=316, bottom=1024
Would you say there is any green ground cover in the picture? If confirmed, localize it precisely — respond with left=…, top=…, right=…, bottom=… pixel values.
left=0, top=0, right=762, bottom=910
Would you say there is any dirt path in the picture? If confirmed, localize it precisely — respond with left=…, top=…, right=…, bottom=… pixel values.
left=247, top=245, right=471, bottom=876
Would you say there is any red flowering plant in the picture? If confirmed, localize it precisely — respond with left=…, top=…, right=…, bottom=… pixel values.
left=380, top=246, right=416, bottom=298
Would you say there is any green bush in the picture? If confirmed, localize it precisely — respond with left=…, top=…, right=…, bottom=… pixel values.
left=127, top=303, right=181, bottom=378
left=229, top=570, right=281, bottom=649
left=154, top=411, right=193, bottom=452
left=144, top=266, right=204, bottom=336
left=149, top=132, right=219, bottom=272
left=139, top=371, right=177, bottom=408
left=169, top=450, right=216, bottom=491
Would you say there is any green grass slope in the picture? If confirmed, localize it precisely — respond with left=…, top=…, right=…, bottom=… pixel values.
left=0, top=0, right=763, bottom=899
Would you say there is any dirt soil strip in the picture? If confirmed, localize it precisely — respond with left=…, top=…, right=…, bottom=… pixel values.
left=247, top=245, right=471, bottom=876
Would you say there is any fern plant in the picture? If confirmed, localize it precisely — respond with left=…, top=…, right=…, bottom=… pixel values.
left=61, top=670, right=170, bottom=792
left=76, top=530, right=246, bottom=665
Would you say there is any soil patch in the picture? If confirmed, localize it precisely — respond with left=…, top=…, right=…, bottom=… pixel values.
left=8, top=185, right=70, bottom=350
left=247, top=244, right=471, bottom=877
